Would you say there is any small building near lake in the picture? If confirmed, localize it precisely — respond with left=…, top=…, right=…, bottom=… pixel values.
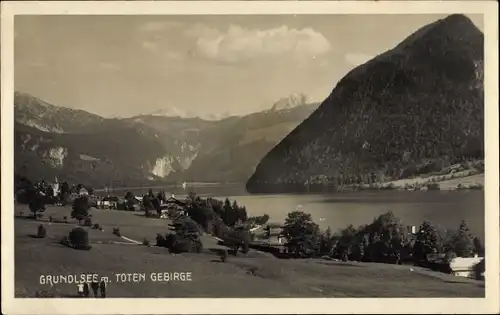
left=449, top=256, right=484, bottom=280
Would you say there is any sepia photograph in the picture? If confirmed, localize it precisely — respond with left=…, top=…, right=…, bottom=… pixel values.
left=1, top=1, right=499, bottom=314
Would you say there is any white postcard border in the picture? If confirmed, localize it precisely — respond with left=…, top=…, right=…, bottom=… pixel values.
left=1, top=1, right=498, bottom=314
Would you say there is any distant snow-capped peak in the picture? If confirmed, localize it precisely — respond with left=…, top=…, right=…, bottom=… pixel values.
left=141, top=107, right=233, bottom=121
left=270, top=93, right=310, bottom=111
left=145, top=107, right=188, bottom=118
left=203, top=112, right=232, bottom=121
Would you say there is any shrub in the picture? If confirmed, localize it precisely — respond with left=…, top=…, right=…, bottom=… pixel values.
left=37, top=224, right=47, bottom=238
left=241, top=241, right=250, bottom=254
left=83, top=218, right=93, bottom=227
left=68, top=227, right=91, bottom=250
left=112, top=228, right=121, bottom=237
left=143, top=238, right=150, bottom=246
left=165, top=233, right=177, bottom=252
left=156, top=233, right=166, bottom=247
left=92, top=223, right=100, bottom=230
left=220, top=250, right=228, bottom=262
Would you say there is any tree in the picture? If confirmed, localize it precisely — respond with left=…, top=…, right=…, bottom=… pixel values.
left=157, top=190, right=167, bottom=203
left=337, top=225, right=358, bottom=260
left=473, top=236, right=485, bottom=256
left=142, top=194, right=154, bottom=213
left=231, top=200, right=239, bottom=212
left=60, top=182, right=70, bottom=203
left=222, top=198, right=237, bottom=226
left=124, top=191, right=136, bottom=210
left=413, top=220, right=442, bottom=262
left=448, top=220, right=474, bottom=257
left=71, top=196, right=90, bottom=224
left=282, top=211, right=320, bottom=255
left=236, top=205, right=248, bottom=223
left=151, top=196, right=161, bottom=212
left=319, top=227, right=335, bottom=256
left=29, top=191, right=46, bottom=218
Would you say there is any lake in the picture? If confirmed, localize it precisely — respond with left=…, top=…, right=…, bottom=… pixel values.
left=105, top=184, right=485, bottom=238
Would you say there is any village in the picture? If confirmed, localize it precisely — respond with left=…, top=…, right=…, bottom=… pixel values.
left=14, top=175, right=486, bottom=285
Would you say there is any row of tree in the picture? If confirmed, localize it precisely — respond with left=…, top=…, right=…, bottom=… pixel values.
left=281, top=210, right=484, bottom=263
left=184, top=193, right=248, bottom=230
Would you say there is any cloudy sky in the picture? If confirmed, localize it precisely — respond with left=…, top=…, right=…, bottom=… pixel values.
left=14, top=14, right=483, bottom=118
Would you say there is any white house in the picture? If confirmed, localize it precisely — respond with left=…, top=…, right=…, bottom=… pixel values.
left=449, top=256, right=484, bottom=279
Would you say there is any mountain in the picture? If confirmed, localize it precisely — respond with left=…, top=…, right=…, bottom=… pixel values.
left=141, top=107, right=234, bottom=121
left=246, top=14, right=484, bottom=194
left=167, top=102, right=319, bottom=183
left=143, top=107, right=190, bottom=118
left=270, top=93, right=310, bottom=112
left=14, top=92, right=106, bottom=133
left=14, top=92, right=318, bottom=187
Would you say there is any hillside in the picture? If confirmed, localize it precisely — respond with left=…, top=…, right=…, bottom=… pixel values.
left=246, top=14, right=484, bottom=194
left=14, top=93, right=318, bottom=187
left=15, top=121, right=170, bottom=187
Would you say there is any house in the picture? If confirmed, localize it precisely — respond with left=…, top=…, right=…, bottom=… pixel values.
left=449, top=256, right=484, bottom=279
left=79, top=187, right=89, bottom=196
left=97, top=200, right=111, bottom=209
left=101, top=196, right=120, bottom=209
left=165, top=196, right=187, bottom=208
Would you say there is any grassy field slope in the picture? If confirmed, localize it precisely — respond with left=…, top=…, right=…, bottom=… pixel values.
left=15, top=205, right=484, bottom=298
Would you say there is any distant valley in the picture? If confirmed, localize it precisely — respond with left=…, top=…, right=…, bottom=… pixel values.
left=14, top=91, right=319, bottom=188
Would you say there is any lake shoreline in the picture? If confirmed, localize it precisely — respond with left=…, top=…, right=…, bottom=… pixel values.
left=94, top=172, right=484, bottom=196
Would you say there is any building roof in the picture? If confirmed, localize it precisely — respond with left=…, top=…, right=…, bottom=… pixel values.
left=165, top=197, right=187, bottom=206
left=449, top=257, right=484, bottom=271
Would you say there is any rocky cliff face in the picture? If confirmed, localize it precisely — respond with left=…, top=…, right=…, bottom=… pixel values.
left=246, top=14, right=484, bottom=194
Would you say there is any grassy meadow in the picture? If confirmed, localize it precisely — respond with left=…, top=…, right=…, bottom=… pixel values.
left=13, top=205, right=484, bottom=298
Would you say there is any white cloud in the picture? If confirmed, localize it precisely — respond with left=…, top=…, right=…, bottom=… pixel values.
left=344, top=52, right=374, bottom=67
left=186, top=24, right=332, bottom=63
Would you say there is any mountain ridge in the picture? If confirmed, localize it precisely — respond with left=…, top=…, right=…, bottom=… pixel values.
left=246, top=14, right=484, bottom=193
left=14, top=91, right=319, bottom=187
